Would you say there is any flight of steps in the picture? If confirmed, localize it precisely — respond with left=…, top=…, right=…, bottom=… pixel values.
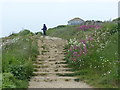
left=32, top=54, right=76, bottom=82
left=30, top=37, right=77, bottom=82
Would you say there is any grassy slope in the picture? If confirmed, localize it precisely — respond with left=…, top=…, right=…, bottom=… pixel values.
left=47, top=23, right=118, bottom=88
left=47, top=25, right=86, bottom=40
left=71, top=32, right=118, bottom=88
left=47, top=25, right=97, bottom=42
left=1, top=24, right=118, bottom=88
left=2, top=30, right=39, bottom=88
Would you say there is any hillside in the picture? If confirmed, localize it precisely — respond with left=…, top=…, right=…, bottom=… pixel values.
left=47, top=23, right=119, bottom=88
left=1, top=22, right=119, bottom=88
left=47, top=25, right=87, bottom=40
left=2, top=30, right=40, bottom=88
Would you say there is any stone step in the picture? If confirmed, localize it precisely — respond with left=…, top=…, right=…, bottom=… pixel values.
left=33, top=63, right=68, bottom=66
left=34, top=60, right=66, bottom=64
left=34, top=65, right=49, bottom=68
left=32, top=76, right=77, bottom=82
left=36, top=58, right=55, bottom=61
left=34, top=68, right=72, bottom=72
left=33, top=71, right=74, bottom=76
left=34, top=67, right=71, bottom=70
left=34, top=64, right=68, bottom=68
left=56, top=64, right=68, bottom=68
left=37, top=56, right=50, bottom=59
left=37, top=55, right=65, bottom=59
left=33, top=61, right=67, bottom=64
left=56, top=52, right=65, bottom=54
left=33, top=76, right=76, bottom=79
left=47, top=59, right=65, bottom=62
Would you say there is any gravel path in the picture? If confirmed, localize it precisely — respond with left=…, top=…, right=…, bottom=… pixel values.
left=28, top=36, right=92, bottom=88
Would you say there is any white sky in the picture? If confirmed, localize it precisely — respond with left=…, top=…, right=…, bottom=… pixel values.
left=0, top=0, right=119, bottom=37
left=0, top=0, right=119, bottom=3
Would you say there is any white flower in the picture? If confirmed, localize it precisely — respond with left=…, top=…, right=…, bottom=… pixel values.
left=104, top=73, right=106, bottom=76
left=107, top=71, right=111, bottom=74
left=83, top=43, right=86, bottom=47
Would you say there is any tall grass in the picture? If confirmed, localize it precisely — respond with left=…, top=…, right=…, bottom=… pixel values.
left=2, top=30, right=39, bottom=88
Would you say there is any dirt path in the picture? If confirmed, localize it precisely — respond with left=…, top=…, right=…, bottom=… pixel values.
left=28, top=36, right=92, bottom=88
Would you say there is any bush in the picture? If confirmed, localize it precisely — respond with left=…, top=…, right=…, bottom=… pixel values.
left=2, top=73, right=29, bottom=88
left=2, top=34, right=39, bottom=88
left=56, top=25, right=67, bottom=28
left=35, top=32, right=42, bottom=35
left=19, top=29, right=34, bottom=36
left=9, top=61, right=33, bottom=80
left=2, top=73, right=16, bottom=88
left=9, top=33, right=18, bottom=37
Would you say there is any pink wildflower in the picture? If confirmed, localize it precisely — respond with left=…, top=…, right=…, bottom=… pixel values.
left=73, top=58, right=76, bottom=61
left=74, top=45, right=77, bottom=50
left=80, top=40, right=87, bottom=44
left=73, top=52, right=77, bottom=55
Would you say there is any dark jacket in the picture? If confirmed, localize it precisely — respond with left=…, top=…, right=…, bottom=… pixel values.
left=42, top=24, right=47, bottom=31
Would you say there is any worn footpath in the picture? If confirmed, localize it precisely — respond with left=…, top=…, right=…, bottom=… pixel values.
left=28, top=36, right=92, bottom=88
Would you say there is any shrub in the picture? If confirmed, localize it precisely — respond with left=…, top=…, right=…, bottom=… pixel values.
left=35, top=32, right=42, bottom=35
left=2, top=34, right=39, bottom=88
left=9, top=33, right=18, bottom=37
left=19, top=29, right=34, bottom=36
left=9, top=61, right=33, bottom=80
left=56, top=25, right=67, bottom=28
left=2, top=73, right=16, bottom=88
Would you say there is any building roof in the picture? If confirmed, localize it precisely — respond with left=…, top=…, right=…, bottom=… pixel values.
left=68, top=17, right=84, bottom=22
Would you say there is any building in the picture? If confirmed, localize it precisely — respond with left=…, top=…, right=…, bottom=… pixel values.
left=68, top=17, right=84, bottom=25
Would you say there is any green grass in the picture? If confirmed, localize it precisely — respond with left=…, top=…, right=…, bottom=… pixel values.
left=2, top=30, right=39, bottom=88
left=47, top=25, right=85, bottom=40
left=47, top=25, right=102, bottom=40
left=47, top=23, right=119, bottom=88
left=0, top=73, right=2, bottom=89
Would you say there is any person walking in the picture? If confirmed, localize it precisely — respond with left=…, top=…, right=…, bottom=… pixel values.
left=41, top=24, right=47, bottom=35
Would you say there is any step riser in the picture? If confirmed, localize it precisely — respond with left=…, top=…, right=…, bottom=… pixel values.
left=33, top=72, right=74, bottom=74
left=33, top=72, right=74, bottom=76
left=34, top=69, right=72, bottom=72
left=36, top=59, right=65, bottom=62
left=32, top=78, right=75, bottom=82
left=34, top=61, right=67, bottom=64
left=34, top=66, right=49, bottom=68
left=33, top=64, right=68, bottom=66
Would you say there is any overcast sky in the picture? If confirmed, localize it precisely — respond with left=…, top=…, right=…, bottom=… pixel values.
left=0, top=0, right=119, bottom=37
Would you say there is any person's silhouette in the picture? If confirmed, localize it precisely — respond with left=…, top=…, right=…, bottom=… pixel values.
left=41, top=24, right=47, bottom=35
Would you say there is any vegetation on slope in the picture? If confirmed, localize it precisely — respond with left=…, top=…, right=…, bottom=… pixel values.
left=47, top=25, right=85, bottom=40
left=47, top=23, right=119, bottom=88
left=1, top=22, right=119, bottom=88
left=2, top=30, right=39, bottom=88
